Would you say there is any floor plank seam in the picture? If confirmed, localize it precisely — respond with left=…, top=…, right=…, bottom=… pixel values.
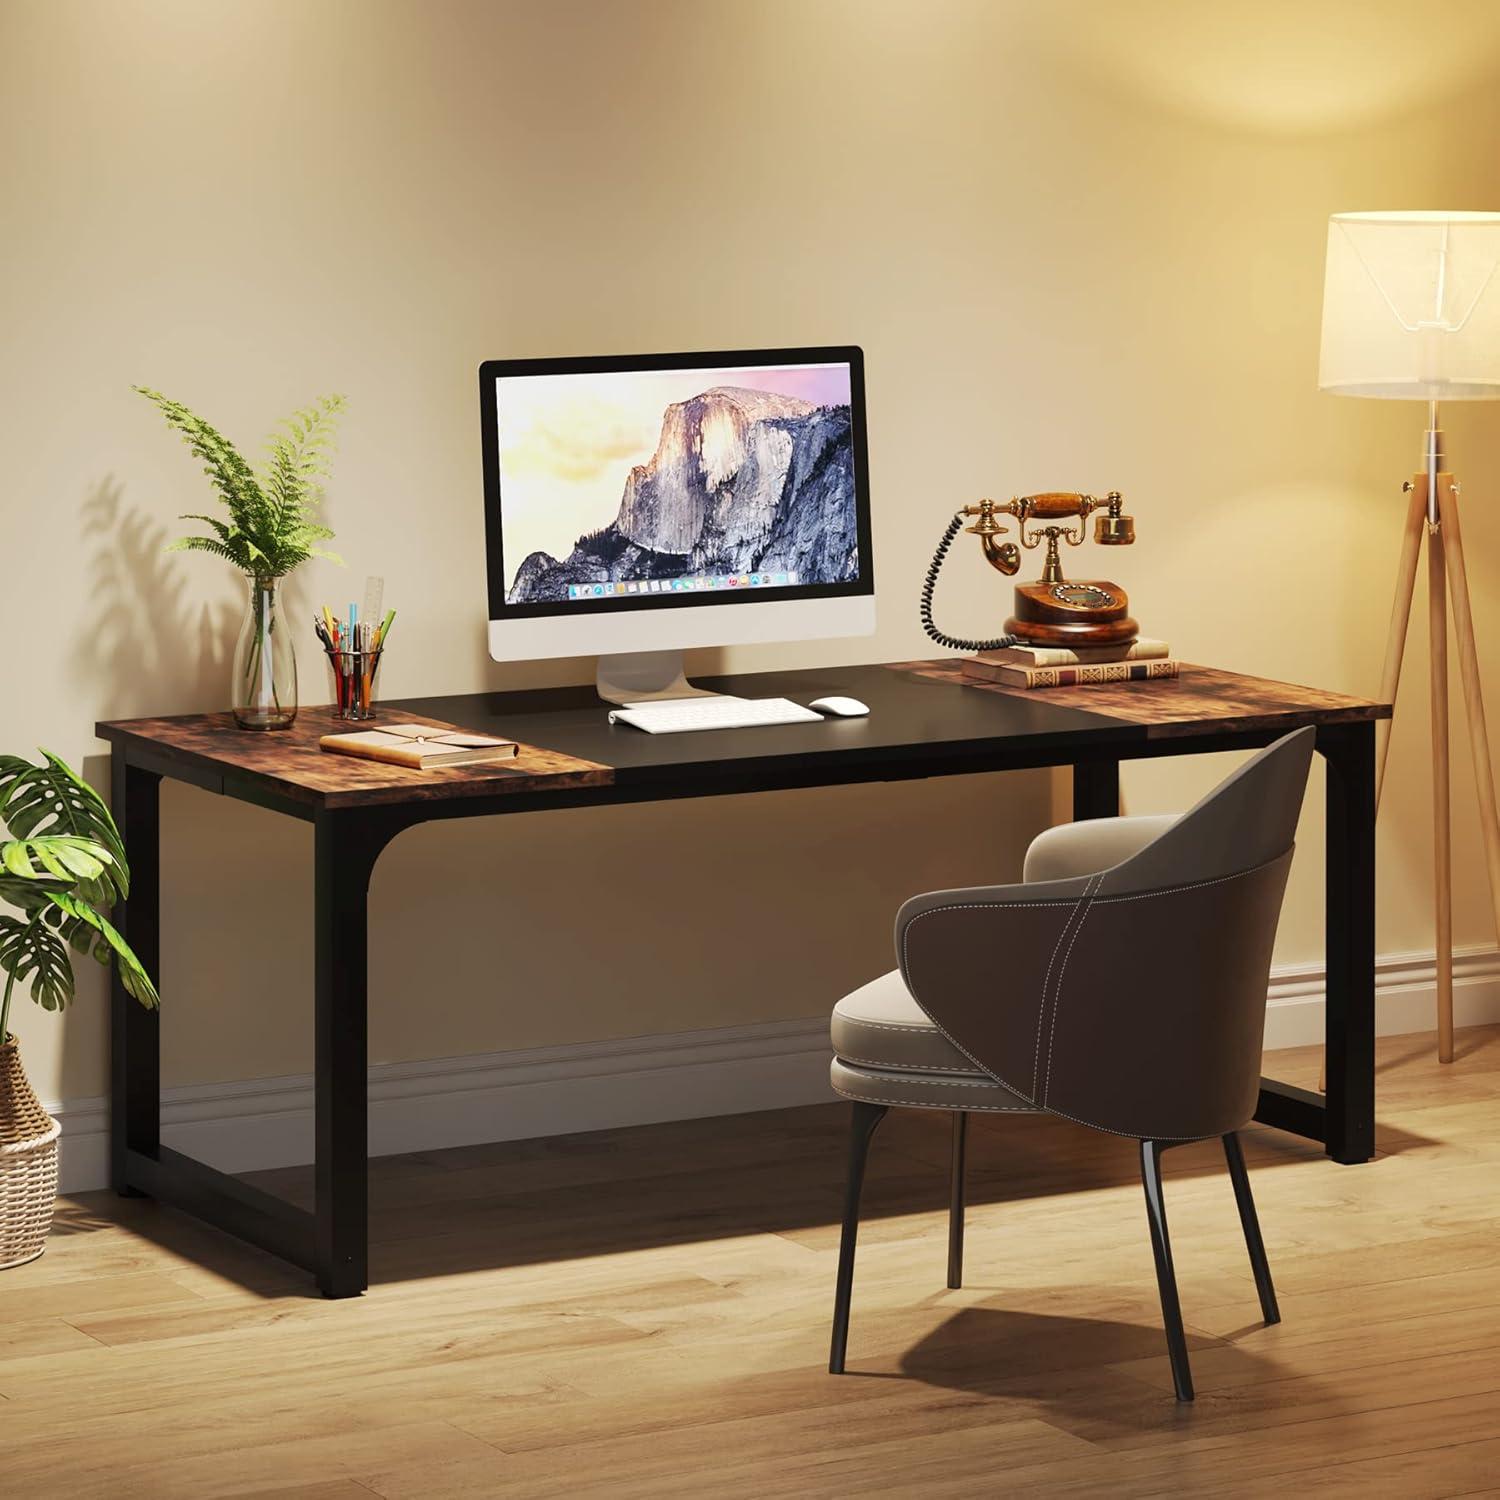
left=1214, top=1426, right=1500, bottom=1489
left=1113, top=1375, right=1500, bottom=1456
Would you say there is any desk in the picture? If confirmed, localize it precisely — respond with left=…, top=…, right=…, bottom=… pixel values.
left=98, top=660, right=1387, bottom=1297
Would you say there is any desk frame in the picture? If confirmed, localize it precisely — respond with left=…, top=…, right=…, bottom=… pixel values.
left=109, top=716, right=1375, bottom=1299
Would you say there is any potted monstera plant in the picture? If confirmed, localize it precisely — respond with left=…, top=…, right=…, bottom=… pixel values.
left=0, top=752, right=157, bottom=1268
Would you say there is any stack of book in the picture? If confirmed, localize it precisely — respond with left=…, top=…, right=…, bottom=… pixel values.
left=962, top=637, right=1179, bottom=690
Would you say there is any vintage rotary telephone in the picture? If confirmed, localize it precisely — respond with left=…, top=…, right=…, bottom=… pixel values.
left=921, top=490, right=1139, bottom=651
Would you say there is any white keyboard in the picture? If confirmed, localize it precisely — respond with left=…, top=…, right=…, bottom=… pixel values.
left=607, top=696, right=823, bottom=734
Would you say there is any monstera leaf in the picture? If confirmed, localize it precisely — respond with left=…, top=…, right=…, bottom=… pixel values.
left=0, top=751, right=155, bottom=1038
left=1, top=834, right=113, bottom=886
left=0, top=915, right=74, bottom=1012
left=45, top=893, right=158, bottom=1008
left=0, top=754, right=128, bottom=904
left=0, top=877, right=52, bottom=915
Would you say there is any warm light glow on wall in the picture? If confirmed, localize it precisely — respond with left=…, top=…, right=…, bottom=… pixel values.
left=1017, top=0, right=1500, bottom=132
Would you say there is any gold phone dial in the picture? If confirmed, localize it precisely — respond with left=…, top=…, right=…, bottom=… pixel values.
left=921, top=490, right=1138, bottom=651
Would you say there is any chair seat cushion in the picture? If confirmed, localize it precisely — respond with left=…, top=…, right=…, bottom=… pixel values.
left=831, top=971, right=1039, bottom=1113
left=831, top=969, right=990, bottom=1075
left=830, top=1057, right=1040, bottom=1113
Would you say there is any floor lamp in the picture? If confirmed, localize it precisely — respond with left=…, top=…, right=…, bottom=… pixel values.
left=1319, top=210, right=1500, bottom=1064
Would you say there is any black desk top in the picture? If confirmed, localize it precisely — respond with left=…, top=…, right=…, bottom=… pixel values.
left=393, top=661, right=1119, bottom=785
left=98, top=660, right=1388, bottom=812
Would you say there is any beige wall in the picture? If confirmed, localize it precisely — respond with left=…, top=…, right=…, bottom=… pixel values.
left=4, top=0, right=1500, bottom=1105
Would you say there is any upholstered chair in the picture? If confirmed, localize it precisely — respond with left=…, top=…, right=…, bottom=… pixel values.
left=827, top=727, right=1314, bottom=1401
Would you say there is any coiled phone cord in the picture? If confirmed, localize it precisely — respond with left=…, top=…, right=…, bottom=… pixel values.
left=920, top=512, right=1017, bottom=653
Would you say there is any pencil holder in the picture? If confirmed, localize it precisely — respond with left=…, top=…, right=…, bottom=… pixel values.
left=324, top=647, right=384, bottom=721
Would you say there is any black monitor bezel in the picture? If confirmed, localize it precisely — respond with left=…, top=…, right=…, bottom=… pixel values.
left=478, top=345, right=872, bottom=622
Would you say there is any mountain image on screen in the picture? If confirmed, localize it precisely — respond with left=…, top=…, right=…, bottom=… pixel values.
left=506, top=386, right=857, bottom=603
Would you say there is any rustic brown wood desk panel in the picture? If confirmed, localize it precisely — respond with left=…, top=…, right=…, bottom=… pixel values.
left=98, top=659, right=1388, bottom=1297
left=98, top=702, right=613, bottom=811
left=895, top=660, right=1384, bottom=735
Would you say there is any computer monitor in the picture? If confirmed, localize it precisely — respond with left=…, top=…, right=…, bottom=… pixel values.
left=479, top=345, right=874, bottom=701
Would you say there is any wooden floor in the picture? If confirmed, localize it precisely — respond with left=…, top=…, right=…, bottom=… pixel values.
left=7, top=1029, right=1500, bottom=1498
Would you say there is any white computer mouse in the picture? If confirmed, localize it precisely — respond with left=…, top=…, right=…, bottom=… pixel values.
left=809, top=695, right=870, bottom=718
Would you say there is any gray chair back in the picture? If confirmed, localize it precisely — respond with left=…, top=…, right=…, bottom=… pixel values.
left=896, top=728, right=1314, bottom=1140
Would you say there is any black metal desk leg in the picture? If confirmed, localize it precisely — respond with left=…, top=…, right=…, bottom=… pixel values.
left=313, top=810, right=382, bottom=1298
left=1073, top=758, right=1120, bottom=821
left=1320, top=722, right=1376, bottom=1164
left=111, top=757, right=161, bottom=1195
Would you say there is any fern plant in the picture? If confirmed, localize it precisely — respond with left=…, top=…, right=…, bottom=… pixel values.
left=135, top=388, right=347, bottom=578
left=0, top=752, right=157, bottom=1045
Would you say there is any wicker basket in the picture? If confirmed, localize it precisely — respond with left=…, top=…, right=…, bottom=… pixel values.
left=0, top=1036, right=59, bottom=1270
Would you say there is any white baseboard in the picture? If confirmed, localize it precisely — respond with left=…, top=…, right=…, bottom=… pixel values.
left=48, top=946, right=1500, bottom=1194
left=1265, top=944, right=1500, bottom=1047
left=48, top=1017, right=834, bottom=1194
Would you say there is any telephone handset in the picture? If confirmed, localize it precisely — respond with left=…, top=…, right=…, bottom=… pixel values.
left=920, top=490, right=1139, bottom=652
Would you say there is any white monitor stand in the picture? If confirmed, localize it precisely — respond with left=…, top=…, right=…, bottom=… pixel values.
left=595, top=649, right=717, bottom=706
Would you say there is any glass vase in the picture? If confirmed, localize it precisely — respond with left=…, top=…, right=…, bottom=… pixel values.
left=231, top=577, right=298, bottom=730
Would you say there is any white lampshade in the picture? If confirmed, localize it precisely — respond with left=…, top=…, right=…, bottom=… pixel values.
left=1319, top=211, right=1500, bottom=400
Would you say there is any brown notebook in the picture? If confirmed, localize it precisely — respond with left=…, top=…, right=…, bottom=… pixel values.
left=319, top=722, right=519, bottom=769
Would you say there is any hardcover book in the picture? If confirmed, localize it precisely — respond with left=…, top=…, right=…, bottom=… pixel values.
left=319, top=723, right=519, bottom=769
left=973, top=637, right=1171, bottom=668
left=962, top=658, right=1181, bottom=690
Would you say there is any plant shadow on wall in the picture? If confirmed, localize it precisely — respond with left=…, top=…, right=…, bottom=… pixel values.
left=60, top=479, right=238, bottom=1133
left=76, top=393, right=348, bottom=726
left=124, top=388, right=348, bottom=732
left=71, top=477, right=241, bottom=720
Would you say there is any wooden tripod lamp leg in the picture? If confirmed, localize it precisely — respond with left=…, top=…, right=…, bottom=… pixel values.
left=1429, top=522, right=1454, bottom=1064
left=1437, top=477, right=1500, bottom=1038
left=1377, top=481, right=1431, bottom=808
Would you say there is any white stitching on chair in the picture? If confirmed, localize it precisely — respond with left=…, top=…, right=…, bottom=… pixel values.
left=1089, top=866, right=1263, bottom=903
left=834, top=1010, right=981, bottom=1070
left=832, top=1088, right=1039, bottom=1112
left=898, top=922, right=1043, bottom=1107
left=900, top=862, right=1266, bottom=930
left=1032, top=874, right=1099, bottom=1098
left=834, top=1065, right=1033, bottom=1091
left=846, top=1075, right=1020, bottom=1088
left=898, top=858, right=1281, bottom=1105
left=1040, top=863, right=1282, bottom=1104
left=1042, top=874, right=1103, bottom=1106
left=844, top=1020, right=945, bottom=1033
left=835, top=1053, right=984, bottom=1074
left=833, top=1077, right=1200, bottom=1131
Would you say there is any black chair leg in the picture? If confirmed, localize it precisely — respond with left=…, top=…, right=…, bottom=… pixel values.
left=829, top=1100, right=887, bottom=1374
left=1223, top=1131, right=1280, bottom=1326
left=947, top=1110, right=967, bottom=1289
left=1140, top=1139, right=1195, bottom=1402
